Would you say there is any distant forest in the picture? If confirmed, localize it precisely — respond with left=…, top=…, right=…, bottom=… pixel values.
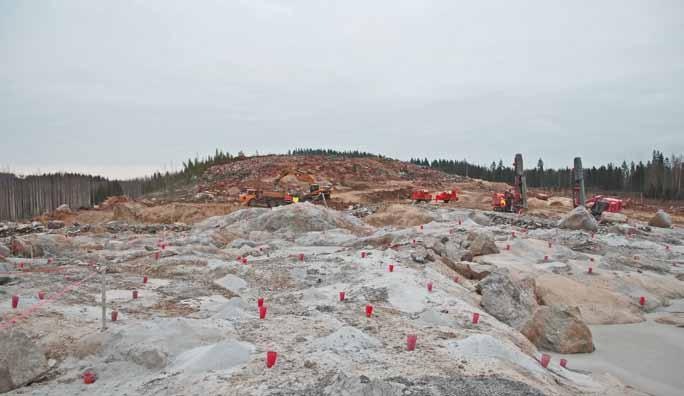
left=409, top=150, right=683, bottom=200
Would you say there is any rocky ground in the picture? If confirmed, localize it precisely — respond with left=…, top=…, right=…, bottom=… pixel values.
left=1, top=202, right=683, bottom=395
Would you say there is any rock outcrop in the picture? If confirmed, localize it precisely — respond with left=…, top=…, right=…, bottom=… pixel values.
left=463, top=231, right=499, bottom=257
left=0, top=330, right=49, bottom=393
left=477, top=268, right=537, bottom=329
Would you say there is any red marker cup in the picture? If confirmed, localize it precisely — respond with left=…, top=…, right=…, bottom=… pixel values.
left=388, top=264, right=394, bottom=272
left=83, top=372, right=97, bottom=384
left=427, top=282, right=433, bottom=292
left=258, top=297, right=264, bottom=308
left=665, top=245, right=671, bottom=251
left=407, top=334, right=417, bottom=351
left=590, top=257, right=595, bottom=262
left=161, top=243, right=166, bottom=250
left=639, top=296, right=646, bottom=306
left=11, top=295, right=19, bottom=309
left=365, top=304, right=373, bottom=318
left=454, top=276, right=460, bottom=283
left=412, top=239, right=416, bottom=246
left=339, top=291, right=345, bottom=301
left=242, top=258, right=248, bottom=264
left=111, top=310, right=118, bottom=321
left=588, top=267, right=593, bottom=274
left=472, top=312, right=480, bottom=324
left=299, top=253, right=304, bottom=261
left=237, top=256, right=242, bottom=261
left=361, top=252, right=367, bottom=258
left=540, top=354, right=551, bottom=368
left=259, top=306, right=267, bottom=319
left=420, top=225, right=424, bottom=230
left=544, top=255, right=549, bottom=261
left=512, top=231, right=516, bottom=238
left=154, top=252, right=160, bottom=260
left=266, top=351, right=277, bottom=368
left=506, top=244, right=511, bottom=251
left=143, top=276, right=148, bottom=284
left=132, top=290, right=139, bottom=299
left=47, top=258, right=53, bottom=264
left=560, top=358, right=568, bottom=368
left=458, top=220, right=462, bottom=225
left=38, top=291, right=45, bottom=300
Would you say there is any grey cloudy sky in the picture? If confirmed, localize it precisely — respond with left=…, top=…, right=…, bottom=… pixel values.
left=1, top=0, right=683, bottom=179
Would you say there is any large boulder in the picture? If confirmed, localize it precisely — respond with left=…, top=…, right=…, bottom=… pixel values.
left=463, top=231, right=499, bottom=257
left=0, top=330, right=49, bottom=393
left=476, top=268, right=537, bottom=329
left=649, top=210, right=672, bottom=228
left=599, top=212, right=627, bottom=224
left=558, top=206, right=598, bottom=232
left=521, top=305, right=594, bottom=353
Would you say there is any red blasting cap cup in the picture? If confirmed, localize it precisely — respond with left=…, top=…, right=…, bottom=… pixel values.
left=365, top=304, right=373, bottom=318
left=407, top=334, right=417, bottom=351
left=266, top=351, right=277, bottom=368
left=540, top=354, right=551, bottom=368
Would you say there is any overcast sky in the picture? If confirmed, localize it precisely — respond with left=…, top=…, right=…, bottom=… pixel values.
left=1, top=0, right=683, bottom=179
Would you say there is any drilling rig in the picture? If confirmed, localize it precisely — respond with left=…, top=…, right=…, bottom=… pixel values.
left=492, top=153, right=528, bottom=213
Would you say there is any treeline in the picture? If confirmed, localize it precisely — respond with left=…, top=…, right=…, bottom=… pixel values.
left=288, top=148, right=386, bottom=158
left=411, top=150, right=684, bottom=200
left=0, top=172, right=138, bottom=221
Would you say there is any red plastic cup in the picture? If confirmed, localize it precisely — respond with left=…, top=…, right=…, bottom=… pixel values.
left=560, top=358, right=568, bottom=368
left=339, top=291, right=345, bottom=301
left=237, top=256, right=242, bottom=261
left=639, top=296, right=646, bottom=306
left=12, top=295, right=19, bottom=309
left=472, top=312, right=480, bottom=324
left=143, top=276, right=148, bottom=284
left=154, top=252, right=160, bottom=260
left=665, top=245, right=671, bottom=251
left=588, top=267, right=593, bottom=274
left=412, top=239, right=416, bottom=245
left=388, top=264, right=394, bottom=272
left=506, top=244, right=511, bottom=251
left=161, top=244, right=166, bottom=250
left=47, top=258, right=53, bottom=264
left=365, top=304, right=373, bottom=318
left=407, top=334, right=417, bottom=351
left=427, top=282, right=433, bottom=292
left=454, top=276, right=459, bottom=283
left=242, top=258, right=248, bottom=264
left=258, top=297, right=264, bottom=308
left=38, top=291, right=45, bottom=300
left=266, top=351, right=277, bottom=368
left=132, top=290, right=139, bottom=299
left=361, top=252, right=367, bottom=258
left=590, top=257, right=595, bottom=262
left=259, top=306, right=267, bottom=319
left=83, top=372, right=97, bottom=384
left=420, top=225, right=424, bottom=230
left=458, top=220, right=462, bottom=225
left=544, top=255, right=549, bottom=261
left=18, top=262, right=24, bottom=269
left=299, top=253, right=304, bottom=261
left=540, top=354, right=551, bottom=368
left=111, top=310, right=118, bottom=321
left=512, top=231, right=516, bottom=238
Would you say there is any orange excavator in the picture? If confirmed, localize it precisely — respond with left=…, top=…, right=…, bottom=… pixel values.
left=239, top=188, right=293, bottom=208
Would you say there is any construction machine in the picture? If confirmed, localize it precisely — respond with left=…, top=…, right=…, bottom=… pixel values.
left=239, top=188, right=293, bottom=208
left=571, top=157, right=624, bottom=217
left=492, top=154, right=528, bottom=213
left=412, top=190, right=432, bottom=203
left=434, top=190, right=459, bottom=203
left=300, top=183, right=332, bottom=204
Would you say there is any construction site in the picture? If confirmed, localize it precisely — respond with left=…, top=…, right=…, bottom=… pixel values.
left=1, top=152, right=683, bottom=396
